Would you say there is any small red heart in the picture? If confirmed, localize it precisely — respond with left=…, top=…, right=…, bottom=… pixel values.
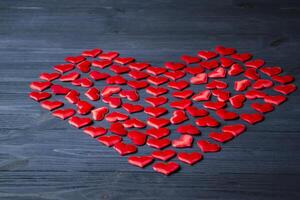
left=147, top=137, right=171, bottom=149
left=264, top=95, right=287, bottom=105
left=128, top=70, right=149, bottom=80
left=168, top=80, right=189, bottom=90
left=65, top=90, right=80, bottom=104
left=228, top=63, right=244, bottom=76
left=146, top=127, right=170, bottom=139
left=180, top=55, right=201, bottom=64
left=122, top=103, right=144, bottom=113
left=113, top=142, right=137, bottom=156
left=127, top=80, right=149, bottom=89
left=127, top=130, right=147, bottom=146
left=203, top=101, right=226, bottom=110
left=92, top=60, right=112, bottom=69
left=177, top=152, right=203, bottom=165
left=177, top=124, right=200, bottom=135
left=147, top=76, right=169, bottom=85
left=260, top=66, right=282, bottom=76
left=272, top=75, right=294, bottom=84
left=110, top=64, right=130, bottom=74
left=146, top=66, right=167, bottom=76
left=76, top=100, right=94, bottom=115
left=240, top=113, right=264, bottom=124
left=252, top=79, right=273, bottom=90
left=105, top=111, right=128, bottom=122
left=208, top=67, right=226, bottom=78
left=184, top=66, right=204, bottom=75
left=195, top=116, right=219, bottom=127
left=172, top=134, right=193, bottom=148
left=169, top=99, right=192, bottom=110
left=72, top=78, right=93, bottom=88
left=186, top=106, right=208, bottom=117
left=89, top=70, right=110, bottom=81
left=216, top=109, right=239, bottom=120
left=97, top=135, right=122, bottom=147
left=231, top=53, right=252, bottom=62
left=65, top=55, right=85, bottom=64
left=152, top=162, right=180, bottom=176
left=30, top=81, right=52, bottom=91
left=164, top=62, right=185, bottom=71
left=81, top=48, right=102, bottom=57
left=197, top=140, right=221, bottom=153
left=119, top=90, right=139, bottom=101
left=52, top=108, right=76, bottom=120
left=234, top=79, right=251, bottom=91
left=164, top=71, right=185, bottom=81
left=85, top=87, right=100, bottom=101
left=144, top=107, right=168, bottom=117
left=98, top=51, right=119, bottom=60
left=198, top=50, right=218, bottom=60
left=91, top=107, right=109, bottom=121
left=145, top=96, right=168, bottom=107
left=101, top=86, right=121, bottom=97
left=128, top=156, right=153, bottom=168
left=60, top=71, right=80, bottom=82
left=76, top=60, right=91, bottom=73
left=102, top=96, right=122, bottom=108
left=110, top=122, right=127, bottom=136
left=128, top=62, right=150, bottom=71
left=170, top=110, right=188, bottom=124
left=53, top=64, right=74, bottom=73
left=40, top=72, right=61, bottom=81
left=211, top=89, right=230, bottom=102
left=244, top=68, right=260, bottom=80
left=123, top=118, right=146, bottom=129
left=245, top=59, right=265, bottom=69
left=206, top=80, right=227, bottom=89
left=83, top=126, right=107, bottom=137
left=146, top=86, right=168, bottom=97
left=106, top=75, right=127, bottom=85
left=114, top=57, right=134, bottom=65
left=221, top=124, right=246, bottom=136
left=192, top=90, right=211, bottom=101
left=245, top=89, right=266, bottom=100
left=190, top=73, right=208, bottom=85
left=199, top=60, right=219, bottom=70
left=151, top=149, right=176, bottom=161
left=215, top=46, right=236, bottom=56
left=229, top=94, right=246, bottom=108
left=50, top=84, right=70, bottom=95
left=172, top=90, right=194, bottom=99
left=68, top=116, right=92, bottom=128
left=40, top=100, right=64, bottom=111
left=147, top=117, right=170, bottom=129
left=219, top=57, right=235, bottom=68
left=273, top=84, right=297, bottom=95
left=209, top=132, right=234, bottom=143
left=29, top=91, right=51, bottom=102
left=251, top=102, right=274, bottom=113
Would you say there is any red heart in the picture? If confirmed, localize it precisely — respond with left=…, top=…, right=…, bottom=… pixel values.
left=106, top=75, right=127, bottom=85
left=206, top=80, right=227, bottom=89
left=85, top=87, right=100, bottom=101
left=147, top=118, right=170, bottom=129
left=180, top=55, right=201, bottom=64
left=81, top=48, right=102, bottom=57
left=192, top=90, right=211, bottom=101
left=273, top=84, right=296, bottom=95
left=53, top=64, right=74, bottom=73
left=122, top=103, right=144, bottom=113
left=76, top=100, right=94, bottom=115
left=216, top=109, right=239, bottom=120
left=114, top=57, right=134, bottom=65
left=146, top=127, right=170, bottom=139
left=147, top=76, right=169, bottom=85
left=172, top=135, right=193, bottom=148
left=119, top=90, right=139, bottom=101
left=208, top=132, right=234, bottom=143
left=144, top=107, right=168, bottom=117
left=208, top=67, right=226, bottom=78
left=151, top=149, right=176, bottom=161
left=164, top=70, right=185, bottom=81
left=195, top=116, right=219, bottom=127
left=244, top=68, right=260, bottom=80
left=102, top=96, right=122, bottom=108
left=198, top=50, right=218, bottom=60
left=170, top=110, right=188, bottom=124
left=110, top=64, right=130, bottom=74
left=215, top=45, right=236, bottom=55
left=98, top=51, right=119, bottom=60
left=152, top=162, right=180, bottom=176
left=245, top=59, right=265, bottom=69
left=65, top=56, right=85, bottom=64
left=229, top=94, right=246, bottom=108
left=146, top=86, right=168, bottom=96
left=252, top=79, right=273, bottom=90
left=60, top=72, right=80, bottom=82
left=128, top=62, right=149, bottom=71
left=146, top=66, right=167, bottom=75
left=110, top=122, right=127, bottom=136
left=30, top=81, right=52, bottom=91
left=199, top=60, right=219, bottom=70
left=177, top=124, right=200, bottom=135
left=240, top=113, right=264, bottom=124
left=89, top=70, right=110, bottom=81
left=127, top=130, right=147, bottom=146
left=68, top=116, right=92, bottom=128
left=145, top=96, right=168, bottom=107
left=245, top=89, right=266, bottom=100
left=83, top=126, right=106, bottom=137
left=172, top=90, right=194, bottom=99
left=251, top=102, right=274, bottom=113
left=234, top=79, right=251, bottom=91
left=91, top=107, right=109, bottom=121
left=147, top=137, right=171, bottom=149
left=129, top=70, right=149, bottom=80
left=231, top=53, right=252, bottom=62
left=52, top=108, right=75, bottom=120
left=219, top=57, right=235, bottom=68
left=211, top=89, right=230, bottom=102
left=128, top=156, right=153, bottom=168
left=50, top=84, right=70, bottom=95
left=186, top=106, right=208, bottom=117
left=164, top=62, right=185, bottom=71
left=127, top=80, right=149, bottom=89
left=113, top=142, right=137, bottom=156
left=197, top=140, right=221, bottom=153
left=76, top=60, right=91, bottom=73
left=203, top=101, right=226, bottom=110
left=260, top=66, right=282, bottom=76
left=168, top=80, right=189, bottom=90
left=177, top=152, right=203, bottom=165
left=228, top=63, right=244, bottom=76
left=92, top=60, right=112, bottom=69
left=190, top=73, right=207, bottom=84
left=40, top=72, right=61, bottom=81
left=40, top=100, right=64, bottom=111
left=106, top=111, right=128, bottom=122
left=184, top=66, right=204, bottom=75
left=97, top=135, right=122, bottom=147
left=123, top=118, right=146, bottom=129
left=29, top=91, right=51, bottom=102
left=264, top=95, right=287, bottom=105
left=221, top=124, right=246, bottom=136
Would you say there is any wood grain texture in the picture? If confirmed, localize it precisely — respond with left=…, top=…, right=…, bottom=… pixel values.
left=0, top=0, right=300, bottom=199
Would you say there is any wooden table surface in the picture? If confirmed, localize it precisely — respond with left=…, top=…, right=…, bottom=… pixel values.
left=0, top=0, right=300, bottom=199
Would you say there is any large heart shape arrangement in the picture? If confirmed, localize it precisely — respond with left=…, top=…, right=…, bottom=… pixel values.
left=29, top=46, right=296, bottom=175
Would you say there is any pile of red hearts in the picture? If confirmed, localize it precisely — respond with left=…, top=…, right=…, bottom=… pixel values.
left=29, top=46, right=296, bottom=175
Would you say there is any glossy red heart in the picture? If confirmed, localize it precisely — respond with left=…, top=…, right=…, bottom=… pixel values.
left=197, top=140, right=221, bottom=153
left=172, top=135, right=193, bottom=148
left=177, top=152, right=203, bottom=165
left=146, top=127, right=170, bottom=139
left=128, top=156, right=153, bottom=168
left=152, top=162, right=180, bottom=175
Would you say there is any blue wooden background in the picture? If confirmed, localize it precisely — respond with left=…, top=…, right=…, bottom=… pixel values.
left=0, top=0, right=299, bottom=199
